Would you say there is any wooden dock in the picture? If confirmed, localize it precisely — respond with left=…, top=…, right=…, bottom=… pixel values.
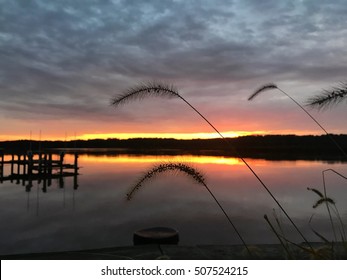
left=0, top=150, right=79, bottom=191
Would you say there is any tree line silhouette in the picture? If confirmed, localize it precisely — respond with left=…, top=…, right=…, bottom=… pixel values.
left=1, top=134, right=346, bottom=161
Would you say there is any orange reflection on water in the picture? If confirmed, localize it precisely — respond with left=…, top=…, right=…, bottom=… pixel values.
left=77, top=154, right=244, bottom=166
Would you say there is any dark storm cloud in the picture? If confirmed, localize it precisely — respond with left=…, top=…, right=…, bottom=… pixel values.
left=0, top=0, right=347, bottom=124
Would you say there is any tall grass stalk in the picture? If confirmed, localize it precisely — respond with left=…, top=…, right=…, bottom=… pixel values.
left=272, top=209, right=292, bottom=251
left=249, top=83, right=347, bottom=158
left=308, top=187, right=337, bottom=242
left=111, top=81, right=312, bottom=248
left=127, top=162, right=251, bottom=255
left=322, top=169, right=347, bottom=240
left=264, top=214, right=293, bottom=259
left=308, top=214, right=331, bottom=243
left=265, top=215, right=328, bottom=259
left=307, top=168, right=347, bottom=243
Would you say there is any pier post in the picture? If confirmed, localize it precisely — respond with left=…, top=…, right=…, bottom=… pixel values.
left=47, top=153, right=52, bottom=186
left=10, top=154, right=14, bottom=176
left=47, top=153, right=52, bottom=175
left=26, top=151, right=33, bottom=192
left=0, top=150, right=3, bottom=182
left=43, top=153, right=47, bottom=175
left=38, top=152, right=43, bottom=175
left=23, top=153, right=27, bottom=174
left=59, top=152, right=65, bottom=189
left=59, top=152, right=64, bottom=175
left=1, top=149, right=79, bottom=193
left=17, top=154, right=21, bottom=174
left=74, top=153, right=79, bottom=174
left=16, top=154, right=20, bottom=184
left=22, top=154, right=26, bottom=186
left=73, top=173, right=79, bottom=190
left=27, top=151, right=33, bottom=177
left=42, top=177, right=47, bottom=193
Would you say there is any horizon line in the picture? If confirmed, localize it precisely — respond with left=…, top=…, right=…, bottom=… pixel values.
left=1, top=132, right=344, bottom=142
left=1, top=129, right=337, bottom=142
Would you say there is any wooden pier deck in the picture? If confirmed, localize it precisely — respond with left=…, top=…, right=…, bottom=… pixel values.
left=0, top=150, right=79, bottom=190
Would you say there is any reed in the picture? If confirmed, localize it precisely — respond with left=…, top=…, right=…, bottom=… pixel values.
left=111, top=81, right=312, bottom=248
left=308, top=186, right=337, bottom=241
left=126, top=163, right=206, bottom=200
left=322, top=169, right=347, bottom=241
left=272, top=209, right=292, bottom=252
left=307, top=169, right=347, bottom=243
left=306, top=82, right=347, bottom=110
left=312, top=197, right=335, bottom=209
left=248, top=83, right=347, bottom=158
left=126, top=162, right=251, bottom=255
left=308, top=214, right=330, bottom=244
left=264, top=214, right=330, bottom=259
left=264, top=214, right=293, bottom=259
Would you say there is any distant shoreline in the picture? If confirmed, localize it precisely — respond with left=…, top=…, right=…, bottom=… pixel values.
left=1, top=134, right=347, bottom=161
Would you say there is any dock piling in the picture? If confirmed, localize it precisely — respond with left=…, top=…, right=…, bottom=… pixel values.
left=0, top=150, right=79, bottom=191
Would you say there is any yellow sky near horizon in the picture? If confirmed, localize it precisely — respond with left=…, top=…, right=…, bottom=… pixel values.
left=0, top=131, right=253, bottom=141
left=0, top=129, right=324, bottom=142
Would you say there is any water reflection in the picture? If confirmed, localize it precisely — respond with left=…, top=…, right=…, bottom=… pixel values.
left=0, top=153, right=346, bottom=255
left=0, top=152, right=79, bottom=191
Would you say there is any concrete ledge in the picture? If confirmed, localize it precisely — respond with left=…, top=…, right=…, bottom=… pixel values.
left=1, top=243, right=346, bottom=260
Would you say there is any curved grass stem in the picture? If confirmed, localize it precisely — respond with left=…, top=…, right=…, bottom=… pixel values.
left=249, top=84, right=347, bottom=158
left=127, top=162, right=252, bottom=256
left=322, top=169, right=347, bottom=240
left=178, top=92, right=312, bottom=248
left=112, top=81, right=312, bottom=249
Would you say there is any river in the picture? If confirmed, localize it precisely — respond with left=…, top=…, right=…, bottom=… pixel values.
left=0, top=153, right=346, bottom=255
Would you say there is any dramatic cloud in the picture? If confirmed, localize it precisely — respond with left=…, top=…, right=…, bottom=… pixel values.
left=1, top=0, right=346, bottom=139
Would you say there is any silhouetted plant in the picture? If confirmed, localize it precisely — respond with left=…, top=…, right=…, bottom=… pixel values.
left=307, top=168, right=347, bottom=243
left=322, top=169, right=346, bottom=240
left=111, top=81, right=312, bottom=248
left=312, top=197, right=336, bottom=209
left=126, top=162, right=251, bottom=255
left=308, top=214, right=330, bottom=243
left=126, top=163, right=206, bottom=200
left=264, top=214, right=330, bottom=259
left=307, top=187, right=337, bottom=242
left=264, top=214, right=293, bottom=259
left=306, top=82, right=347, bottom=110
left=248, top=83, right=347, bottom=157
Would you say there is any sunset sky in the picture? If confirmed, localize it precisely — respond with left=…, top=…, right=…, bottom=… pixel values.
left=1, top=0, right=346, bottom=141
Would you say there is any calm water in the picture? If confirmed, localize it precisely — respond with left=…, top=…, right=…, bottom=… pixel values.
left=0, top=153, right=346, bottom=255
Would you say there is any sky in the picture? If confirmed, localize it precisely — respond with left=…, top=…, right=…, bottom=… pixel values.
left=1, top=0, right=346, bottom=141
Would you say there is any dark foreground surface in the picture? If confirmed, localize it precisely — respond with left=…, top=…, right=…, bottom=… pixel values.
left=2, top=243, right=347, bottom=260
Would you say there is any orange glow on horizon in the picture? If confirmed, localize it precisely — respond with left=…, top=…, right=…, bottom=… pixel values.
left=0, top=131, right=258, bottom=141
left=77, top=131, right=265, bottom=140
left=0, top=129, right=324, bottom=142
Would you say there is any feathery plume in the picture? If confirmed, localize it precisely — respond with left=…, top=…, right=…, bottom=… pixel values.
left=111, top=81, right=312, bottom=249
left=126, top=162, right=251, bottom=255
left=248, top=83, right=347, bottom=158
left=111, top=82, right=179, bottom=107
left=248, top=83, right=278, bottom=100
left=313, top=198, right=335, bottom=209
left=306, top=82, right=347, bottom=110
left=126, top=163, right=205, bottom=200
left=307, top=187, right=324, bottom=198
